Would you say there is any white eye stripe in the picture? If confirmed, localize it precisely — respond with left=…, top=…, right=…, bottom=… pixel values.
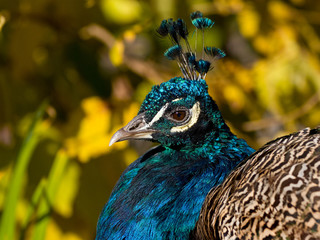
left=170, top=102, right=200, bottom=133
left=172, top=98, right=183, bottom=102
left=147, top=99, right=201, bottom=133
left=148, top=97, right=184, bottom=126
left=148, top=103, right=169, bottom=126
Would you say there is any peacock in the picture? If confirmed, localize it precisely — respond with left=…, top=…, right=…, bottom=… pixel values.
left=95, top=11, right=320, bottom=240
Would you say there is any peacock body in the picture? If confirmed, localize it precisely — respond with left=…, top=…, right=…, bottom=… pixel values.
left=95, top=12, right=254, bottom=240
left=96, top=11, right=320, bottom=240
left=96, top=77, right=254, bottom=239
left=193, top=127, right=320, bottom=240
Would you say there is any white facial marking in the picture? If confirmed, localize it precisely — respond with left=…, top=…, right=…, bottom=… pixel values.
left=148, top=102, right=169, bottom=126
left=172, top=98, right=183, bottom=102
left=170, top=102, right=201, bottom=133
left=147, top=98, right=186, bottom=127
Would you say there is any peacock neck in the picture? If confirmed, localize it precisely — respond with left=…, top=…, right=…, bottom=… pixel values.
left=96, top=107, right=255, bottom=240
left=163, top=124, right=253, bottom=175
left=140, top=131, right=254, bottom=239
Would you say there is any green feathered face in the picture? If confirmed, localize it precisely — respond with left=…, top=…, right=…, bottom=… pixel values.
left=109, top=77, right=223, bottom=148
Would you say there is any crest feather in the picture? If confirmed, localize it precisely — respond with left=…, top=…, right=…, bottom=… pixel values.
left=158, top=11, right=225, bottom=80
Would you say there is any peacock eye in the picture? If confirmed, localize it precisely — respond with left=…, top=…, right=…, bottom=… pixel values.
left=170, top=110, right=188, bottom=122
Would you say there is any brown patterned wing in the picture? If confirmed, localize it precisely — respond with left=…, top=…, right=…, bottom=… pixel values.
left=193, top=127, right=320, bottom=240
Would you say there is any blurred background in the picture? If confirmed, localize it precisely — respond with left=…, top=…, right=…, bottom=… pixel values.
left=0, top=0, right=320, bottom=239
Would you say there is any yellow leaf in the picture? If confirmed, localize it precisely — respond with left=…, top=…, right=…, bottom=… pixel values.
left=0, top=14, right=6, bottom=32
left=65, top=99, right=140, bottom=161
left=65, top=97, right=111, bottom=162
left=54, top=161, right=80, bottom=217
left=253, top=35, right=272, bottom=55
left=237, top=6, right=260, bottom=37
left=77, top=135, right=109, bottom=162
left=124, top=30, right=137, bottom=43
left=100, top=0, right=143, bottom=24
left=223, top=85, right=245, bottom=113
left=46, top=220, right=84, bottom=240
left=268, top=1, right=292, bottom=20
left=109, top=40, right=124, bottom=67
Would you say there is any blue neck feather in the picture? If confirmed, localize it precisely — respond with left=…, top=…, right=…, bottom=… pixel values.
left=96, top=140, right=253, bottom=240
left=96, top=78, right=254, bottom=239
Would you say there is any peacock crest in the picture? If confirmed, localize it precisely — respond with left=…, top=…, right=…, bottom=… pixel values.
left=157, top=11, right=226, bottom=81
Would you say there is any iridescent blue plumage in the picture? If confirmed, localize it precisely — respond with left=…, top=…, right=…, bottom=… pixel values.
left=159, top=14, right=224, bottom=81
left=195, top=60, right=211, bottom=75
left=190, top=11, right=203, bottom=21
left=204, top=47, right=226, bottom=60
left=164, top=45, right=182, bottom=60
left=176, top=18, right=189, bottom=39
left=96, top=78, right=254, bottom=239
left=191, top=18, right=214, bottom=29
left=96, top=12, right=254, bottom=240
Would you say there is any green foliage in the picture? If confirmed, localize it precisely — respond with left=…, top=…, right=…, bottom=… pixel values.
left=32, top=150, right=70, bottom=240
left=0, top=101, right=48, bottom=240
left=0, top=0, right=320, bottom=239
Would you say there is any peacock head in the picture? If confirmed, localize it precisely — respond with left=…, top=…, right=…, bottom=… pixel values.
left=109, top=12, right=226, bottom=149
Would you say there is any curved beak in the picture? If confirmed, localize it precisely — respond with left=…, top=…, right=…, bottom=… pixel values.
left=109, top=112, right=156, bottom=146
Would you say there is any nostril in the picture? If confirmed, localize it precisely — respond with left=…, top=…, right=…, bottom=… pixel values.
left=128, top=125, right=137, bottom=131
left=128, top=119, right=145, bottom=131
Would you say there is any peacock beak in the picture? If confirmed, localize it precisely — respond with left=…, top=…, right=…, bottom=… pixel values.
left=109, top=113, right=156, bottom=146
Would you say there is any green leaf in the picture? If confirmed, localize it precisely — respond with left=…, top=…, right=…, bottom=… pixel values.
left=0, top=100, right=48, bottom=240
left=32, top=150, right=69, bottom=240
